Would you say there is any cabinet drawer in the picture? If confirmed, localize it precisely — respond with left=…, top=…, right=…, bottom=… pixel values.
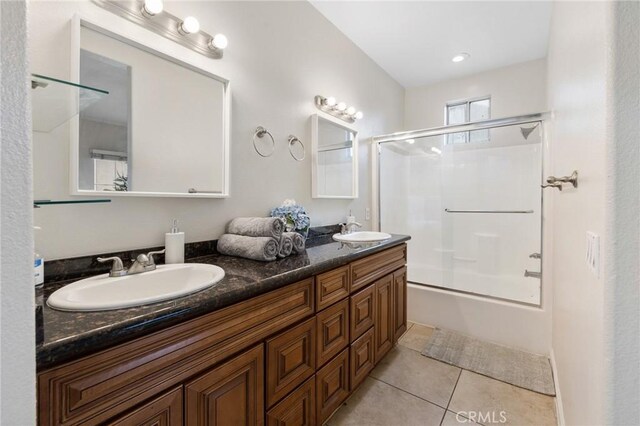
left=185, top=344, right=264, bottom=426
left=316, top=266, right=350, bottom=311
left=315, top=349, right=349, bottom=424
left=350, top=244, right=407, bottom=292
left=350, top=284, right=375, bottom=342
left=374, top=274, right=394, bottom=364
left=316, top=300, right=349, bottom=367
left=350, top=328, right=375, bottom=391
left=38, top=279, right=313, bottom=426
left=267, top=377, right=316, bottom=426
left=106, top=386, right=183, bottom=426
left=266, top=318, right=316, bottom=407
left=393, top=267, right=408, bottom=342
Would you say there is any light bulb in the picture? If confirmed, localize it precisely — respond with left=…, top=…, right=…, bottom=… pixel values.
left=346, top=106, right=356, bottom=116
left=180, top=16, right=200, bottom=34
left=210, top=34, right=228, bottom=50
left=142, top=0, right=163, bottom=15
left=325, top=96, right=336, bottom=107
left=452, top=53, right=470, bottom=63
left=354, top=111, right=364, bottom=120
left=336, top=102, right=347, bottom=112
left=431, top=147, right=442, bottom=154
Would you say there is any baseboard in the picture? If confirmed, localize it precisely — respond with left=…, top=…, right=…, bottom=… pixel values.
left=549, top=348, right=565, bottom=426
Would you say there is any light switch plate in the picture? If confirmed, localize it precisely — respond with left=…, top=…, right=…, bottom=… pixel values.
left=586, top=231, right=600, bottom=278
left=365, top=208, right=371, bottom=221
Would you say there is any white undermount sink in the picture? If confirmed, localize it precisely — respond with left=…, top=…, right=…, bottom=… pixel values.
left=47, top=263, right=225, bottom=312
left=333, top=231, right=392, bottom=243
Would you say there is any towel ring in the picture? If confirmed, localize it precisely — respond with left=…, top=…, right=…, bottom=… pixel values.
left=288, top=135, right=305, bottom=161
left=253, top=126, right=275, bottom=157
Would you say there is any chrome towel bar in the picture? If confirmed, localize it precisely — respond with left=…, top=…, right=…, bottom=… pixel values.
left=445, top=209, right=534, bottom=214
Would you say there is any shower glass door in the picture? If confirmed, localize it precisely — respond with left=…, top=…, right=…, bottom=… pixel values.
left=379, top=122, right=542, bottom=305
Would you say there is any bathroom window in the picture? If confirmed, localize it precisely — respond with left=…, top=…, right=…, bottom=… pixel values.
left=445, top=97, right=491, bottom=144
left=93, top=158, right=128, bottom=192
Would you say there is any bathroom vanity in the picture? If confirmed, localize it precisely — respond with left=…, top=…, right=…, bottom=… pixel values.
left=36, top=236, right=409, bottom=425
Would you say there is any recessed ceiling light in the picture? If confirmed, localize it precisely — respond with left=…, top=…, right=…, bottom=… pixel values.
left=452, top=53, right=470, bottom=63
left=406, top=139, right=415, bottom=144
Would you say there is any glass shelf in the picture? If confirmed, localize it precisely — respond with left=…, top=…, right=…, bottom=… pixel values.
left=31, top=74, right=109, bottom=133
left=34, top=199, right=111, bottom=208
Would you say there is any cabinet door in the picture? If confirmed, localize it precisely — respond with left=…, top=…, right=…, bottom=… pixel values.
left=374, top=274, right=394, bottom=364
left=107, top=386, right=183, bottom=426
left=316, top=300, right=349, bottom=367
left=185, top=344, right=264, bottom=426
left=316, top=265, right=350, bottom=311
left=350, top=328, right=375, bottom=391
left=392, top=266, right=408, bottom=342
left=266, top=377, right=316, bottom=426
left=350, top=284, right=375, bottom=343
left=315, top=349, right=349, bottom=424
left=266, top=317, right=315, bottom=407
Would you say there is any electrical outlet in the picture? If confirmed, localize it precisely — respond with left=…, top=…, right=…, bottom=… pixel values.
left=365, top=208, right=371, bottom=221
left=586, top=231, right=600, bottom=278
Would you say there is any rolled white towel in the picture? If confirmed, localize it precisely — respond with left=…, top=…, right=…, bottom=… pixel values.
left=278, top=233, right=293, bottom=258
left=284, top=231, right=306, bottom=254
left=217, top=234, right=279, bottom=262
left=227, top=217, right=283, bottom=239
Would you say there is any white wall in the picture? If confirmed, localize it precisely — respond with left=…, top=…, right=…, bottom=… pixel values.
left=405, top=58, right=547, bottom=130
left=604, top=2, right=640, bottom=422
left=0, top=0, right=36, bottom=423
left=30, top=0, right=404, bottom=260
left=547, top=1, right=640, bottom=424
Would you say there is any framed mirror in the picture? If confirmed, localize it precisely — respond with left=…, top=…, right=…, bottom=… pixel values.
left=70, top=15, right=230, bottom=198
left=311, top=114, right=358, bottom=199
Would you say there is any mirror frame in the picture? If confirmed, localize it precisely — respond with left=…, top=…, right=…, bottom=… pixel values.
left=69, top=14, right=231, bottom=198
left=311, top=113, right=359, bottom=199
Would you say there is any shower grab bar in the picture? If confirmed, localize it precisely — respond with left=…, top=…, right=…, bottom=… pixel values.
left=445, top=209, right=534, bottom=214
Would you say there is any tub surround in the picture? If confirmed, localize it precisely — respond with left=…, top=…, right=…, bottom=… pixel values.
left=36, top=233, right=409, bottom=370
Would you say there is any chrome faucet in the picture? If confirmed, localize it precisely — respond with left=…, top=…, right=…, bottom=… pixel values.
left=524, top=270, right=541, bottom=279
left=97, top=249, right=166, bottom=277
left=346, top=222, right=362, bottom=233
left=339, top=222, right=362, bottom=234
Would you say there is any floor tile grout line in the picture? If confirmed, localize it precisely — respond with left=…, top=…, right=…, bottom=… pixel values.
left=367, top=375, right=451, bottom=412
left=445, top=368, right=463, bottom=411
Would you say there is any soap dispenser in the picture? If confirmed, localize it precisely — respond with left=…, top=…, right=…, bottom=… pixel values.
left=165, top=219, right=185, bottom=264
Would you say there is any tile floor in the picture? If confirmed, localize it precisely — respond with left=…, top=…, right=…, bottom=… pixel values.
left=327, top=322, right=557, bottom=426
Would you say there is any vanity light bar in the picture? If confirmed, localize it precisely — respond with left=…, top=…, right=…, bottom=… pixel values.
left=93, top=0, right=227, bottom=59
left=314, top=95, right=363, bottom=123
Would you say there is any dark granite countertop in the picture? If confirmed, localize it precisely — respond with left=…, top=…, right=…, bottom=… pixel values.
left=36, top=234, right=410, bottom=370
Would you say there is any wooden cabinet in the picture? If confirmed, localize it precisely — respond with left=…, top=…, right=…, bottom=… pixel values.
left=185, top=345, right=264, bottom=426
left=392, top=267, right=408, bottom=342
left=266, top=377, right=315, bottom=426
left=316, top=299, right=349, bottom=367
left=107, top=386, right=183, bottom=426
left=37, top=279, right=313, bottom=426
left=266, top=318, right=315, bottom=407
left=38, top=243, right=408, bottom=426
left=350, top=244, right=406, bottom=292
left=349, top=284, right=375, bottom=342
left=374, top=274, right=394, bottom=363
left=315, top=349, right=350, bottom=424
left=350, top=328, right=375, bottom=391
left=316, top=266, right=350, bottom=311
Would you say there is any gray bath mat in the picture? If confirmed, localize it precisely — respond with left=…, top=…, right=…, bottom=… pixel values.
left=422, top=328, right=556, bottom=396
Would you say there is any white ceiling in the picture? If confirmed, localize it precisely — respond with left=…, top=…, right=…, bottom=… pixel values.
left=310, top=1, right=552, bottom=88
